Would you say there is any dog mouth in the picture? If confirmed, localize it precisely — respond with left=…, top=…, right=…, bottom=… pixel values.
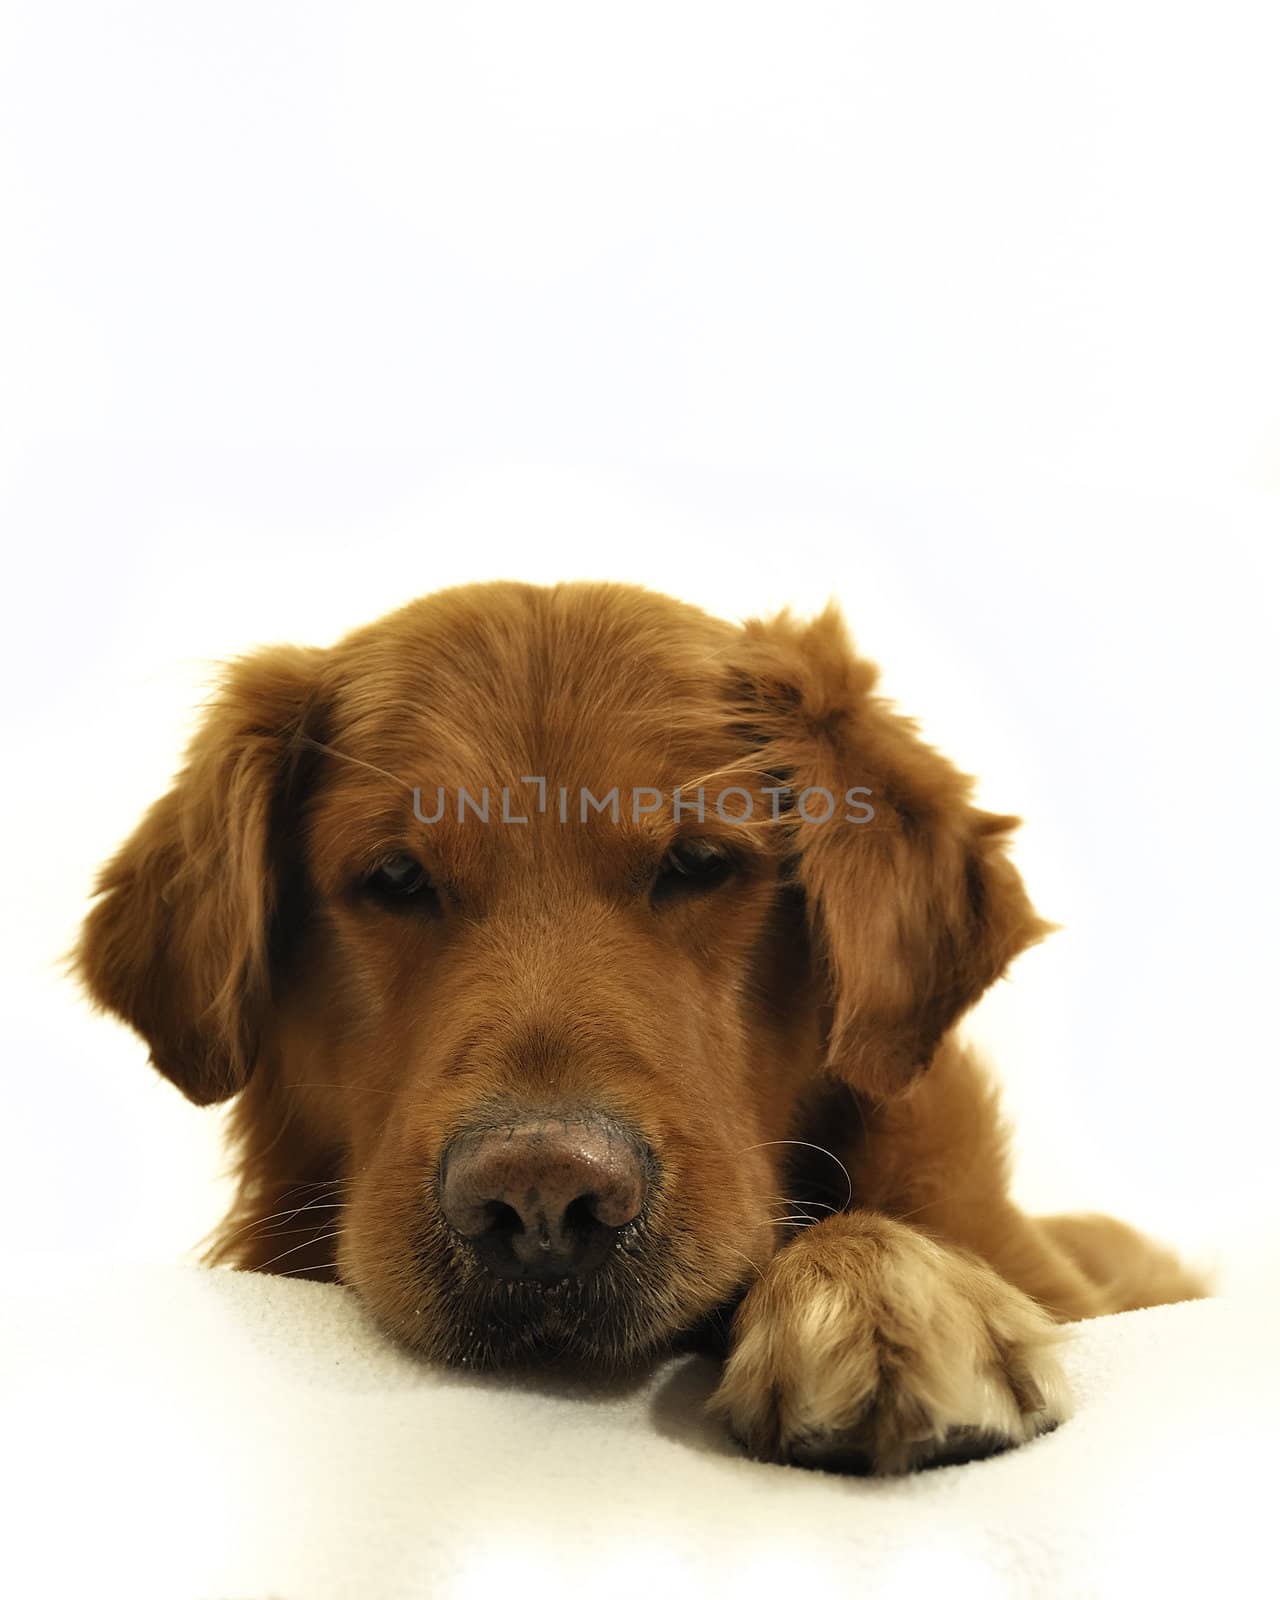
left=445, top=1283, right=652, bottom=1370
left=425, top=1217, right=683, bottom=1371
left=348, top=1199, right=757, bottom=1373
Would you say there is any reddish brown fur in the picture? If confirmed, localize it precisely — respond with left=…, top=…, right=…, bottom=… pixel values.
left=76, top=582, right=1204, bottom=1470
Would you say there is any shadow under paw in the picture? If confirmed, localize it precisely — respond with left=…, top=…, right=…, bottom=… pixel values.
left=773, top=1415, right=1060, bottom=1477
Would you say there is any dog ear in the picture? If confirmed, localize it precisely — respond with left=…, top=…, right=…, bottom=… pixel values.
left=734, top=605, right=1052, bottom=1098
left=76, top=645, right=325, bottom=1106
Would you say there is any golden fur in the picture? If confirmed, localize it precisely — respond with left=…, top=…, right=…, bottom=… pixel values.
left=76, top=582, right=1204, bottom=1472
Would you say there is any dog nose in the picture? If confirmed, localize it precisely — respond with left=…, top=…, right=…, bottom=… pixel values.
left=440, top=1117, right=649, bottom=1282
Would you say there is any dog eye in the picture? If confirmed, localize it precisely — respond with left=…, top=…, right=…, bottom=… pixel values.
left=361, top=854, right=436, bottom=908
left=653, top=838, right=734, bottom=900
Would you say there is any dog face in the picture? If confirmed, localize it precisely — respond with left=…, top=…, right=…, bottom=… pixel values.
left=78, top=583, right=1046, bottom=1369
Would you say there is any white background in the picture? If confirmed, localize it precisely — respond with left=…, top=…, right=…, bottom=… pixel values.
left=2, top=2, right=1276, bottom=1294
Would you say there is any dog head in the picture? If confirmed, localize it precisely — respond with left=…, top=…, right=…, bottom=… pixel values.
left=77, top=582, right=1047, bottom=1367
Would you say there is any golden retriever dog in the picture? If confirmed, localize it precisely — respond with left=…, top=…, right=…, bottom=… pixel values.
left=77, top=582, right=1204, bottom=1474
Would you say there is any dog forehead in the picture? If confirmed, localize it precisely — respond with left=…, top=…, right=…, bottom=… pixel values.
left=324, top=582, right=738, bottom=781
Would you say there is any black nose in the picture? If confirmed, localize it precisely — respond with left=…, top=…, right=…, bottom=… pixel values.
left=440, top=1116, right=649, bottom=1282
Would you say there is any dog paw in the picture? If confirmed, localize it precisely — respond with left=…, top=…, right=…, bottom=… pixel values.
left=709, top=1213, right=1071, bottom=1475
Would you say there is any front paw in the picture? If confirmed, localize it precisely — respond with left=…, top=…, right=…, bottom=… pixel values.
left=709, top=1213, right=1071, bottom=1475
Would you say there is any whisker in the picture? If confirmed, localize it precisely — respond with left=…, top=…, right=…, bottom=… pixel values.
left=740, top=1139, right=854, bottom=1212
left=767, top=1196, right=840, bottom=1216
left=256, top=1228, right=347, bottom=1274
left=216, top=1188, right=350, bottom=1250
left=242, top=1177, right=357, bottom=1189
left=238, top=1221, right=347, bottom=1240
left=720, top=1243, right=765, bottom=1284
left=297, top=735, right=412, bottom=791
left=282, top=1083, right=403, bottom=1098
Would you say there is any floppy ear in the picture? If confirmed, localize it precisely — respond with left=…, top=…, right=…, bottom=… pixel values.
left=76, top=645, right=324, bottom=1106
left=735, top=605, right=1052, bottom=1099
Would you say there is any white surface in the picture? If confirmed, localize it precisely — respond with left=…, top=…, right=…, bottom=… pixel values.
left=2, top=1266, right=1273, bottom=1599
